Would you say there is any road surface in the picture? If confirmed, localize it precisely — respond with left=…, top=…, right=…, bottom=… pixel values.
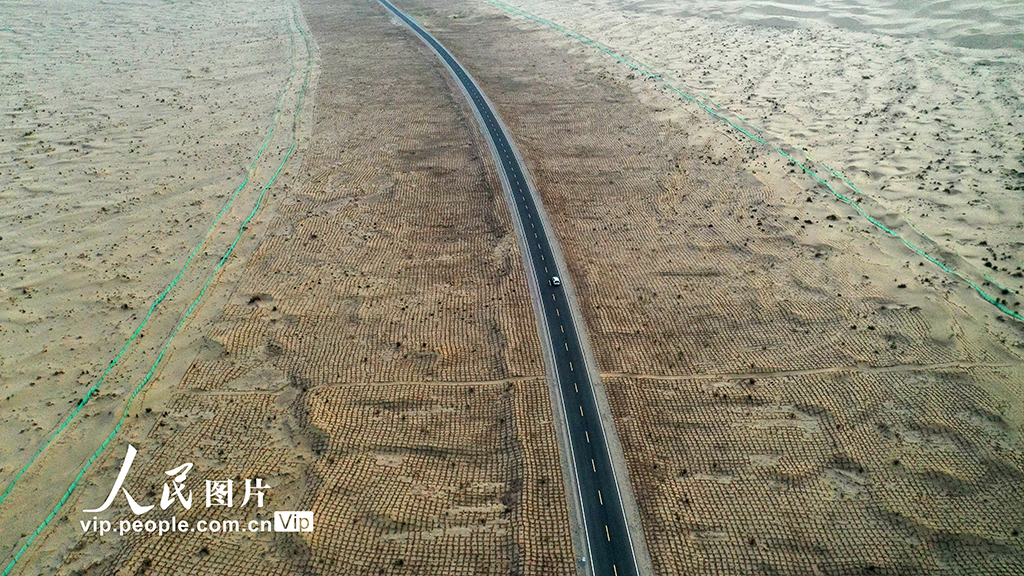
left=375, top=1, right=645, bottom=575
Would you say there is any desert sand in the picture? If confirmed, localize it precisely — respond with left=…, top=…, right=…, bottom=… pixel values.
left=2, top=0, right=1024, bottom=573
left=2, top=0, right=304, bottom=557
left=480, top=0, right=1024, bottom=325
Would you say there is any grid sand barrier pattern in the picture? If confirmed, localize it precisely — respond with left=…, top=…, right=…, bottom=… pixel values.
left=398, top=0, right=1024, bottom=573
left=38, top=0, right=576, bottom=573
left=605, top=368, right=1024, bottom=574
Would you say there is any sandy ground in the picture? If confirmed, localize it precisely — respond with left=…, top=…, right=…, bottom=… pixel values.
left=3, top=0, right=577, bottom=573
left=482, top=0, right=1024, bottom=328
left=1, top=0, right=304, bottom=562
left=3, top=0, right=1024, bottom=573
left=397, top=0, right=1024, bottom=572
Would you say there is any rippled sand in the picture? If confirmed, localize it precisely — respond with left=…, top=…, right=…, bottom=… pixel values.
left=489, top=0, right=1024, bottom=324
left=619, top=0, right=1024, bottom=49
left=0, top=0, right=306, bottom=562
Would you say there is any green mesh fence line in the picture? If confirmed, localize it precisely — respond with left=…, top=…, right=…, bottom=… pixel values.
left=1, top=4, right=312, bottom=573
left=482, top=0, right=1022, bottom=322
left=985, top=273, right=1016, bottom=296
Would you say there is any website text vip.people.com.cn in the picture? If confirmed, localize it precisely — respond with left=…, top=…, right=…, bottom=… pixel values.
left=80, top=511, right=314, bottom=537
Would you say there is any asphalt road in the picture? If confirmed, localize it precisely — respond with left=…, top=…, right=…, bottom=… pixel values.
left=376, top=1, right=642, bottom=575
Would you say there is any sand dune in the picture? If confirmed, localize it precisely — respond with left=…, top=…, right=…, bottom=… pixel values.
left=490, top=0, right=1024, bottom=328
left=614, top=0, right=1024, bottom=49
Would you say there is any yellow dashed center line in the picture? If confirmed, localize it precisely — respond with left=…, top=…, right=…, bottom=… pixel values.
left=585, top=431, right=590, bottom=443
left=598, top=490, right=603, bottom=505
left=591, top=459, right=597, bottom=472
left=606, top=525, right=611, bottom=541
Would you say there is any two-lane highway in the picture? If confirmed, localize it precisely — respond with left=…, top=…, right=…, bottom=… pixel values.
left=375, top=1, right=644, bottom=575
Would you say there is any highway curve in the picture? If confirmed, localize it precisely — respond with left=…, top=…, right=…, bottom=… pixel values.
left=375, top=1, right=646, bottom=574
